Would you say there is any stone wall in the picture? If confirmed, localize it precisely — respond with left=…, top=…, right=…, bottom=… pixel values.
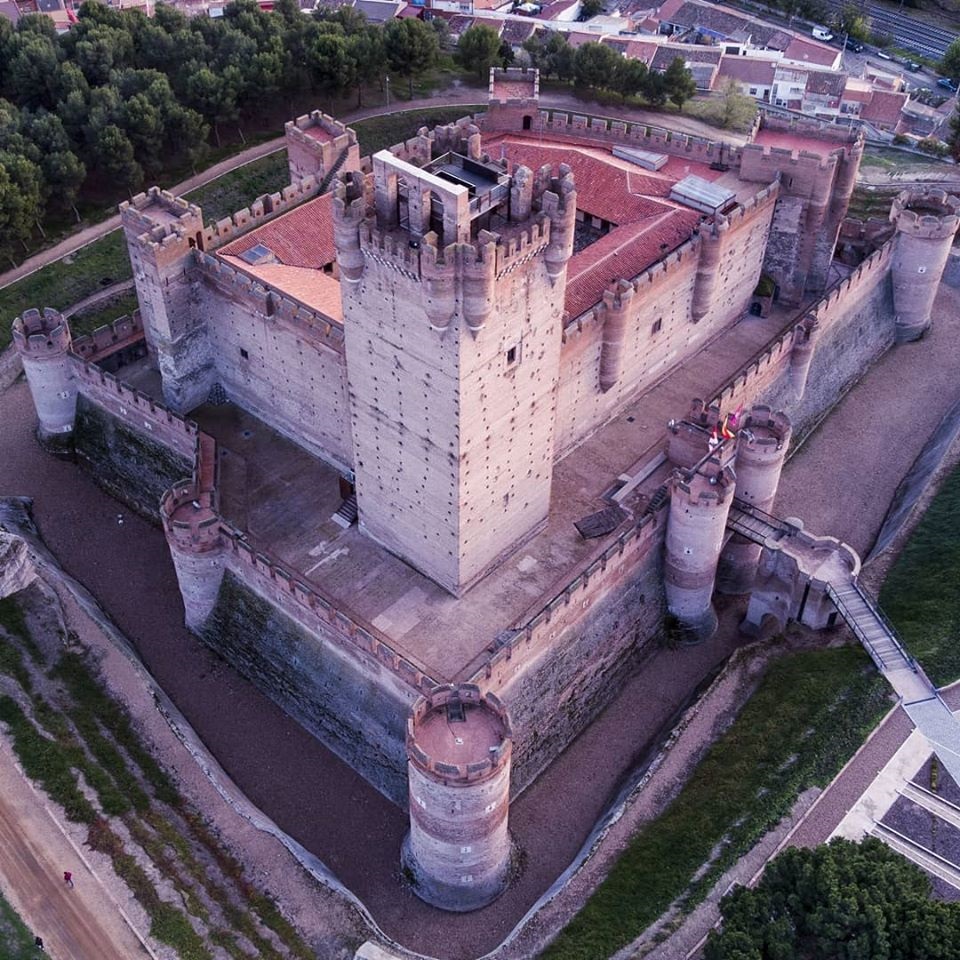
left=195, top=270, right=353, bottom=471
left=200, top=572, right=414, bottom=805
left=554, top=189, right=777, bottom=456
left=74, top=394, right=193, bottom=520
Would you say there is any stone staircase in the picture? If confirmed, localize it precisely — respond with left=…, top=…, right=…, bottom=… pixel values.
left=332, top=493, right=358, bottom=528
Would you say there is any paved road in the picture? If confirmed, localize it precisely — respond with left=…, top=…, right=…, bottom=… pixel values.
left=0, top=89, right=745, bottom=295
left=0, top=738, right=152, bottom=960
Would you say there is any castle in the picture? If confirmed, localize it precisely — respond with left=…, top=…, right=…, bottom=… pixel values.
left=13, top=68, right=959, bottom=912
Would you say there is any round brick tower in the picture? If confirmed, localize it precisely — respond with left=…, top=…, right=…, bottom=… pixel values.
left=12, top=308, right=78, bottom=441
left=716, top=406, right=791, bottom=594
left=889, top=188, right=960, bottom=343
left=160, top=480, right=227, bottom=629
left=664, top=462, right=737, bottom=643
left=402, top=684, right=513, bottom=912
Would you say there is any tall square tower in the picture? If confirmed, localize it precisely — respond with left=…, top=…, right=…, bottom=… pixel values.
left=334, top=146, right=576, bottom=595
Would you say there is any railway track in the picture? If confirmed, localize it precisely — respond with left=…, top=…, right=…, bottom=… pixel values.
left=818, top=0, right=958, bottom=59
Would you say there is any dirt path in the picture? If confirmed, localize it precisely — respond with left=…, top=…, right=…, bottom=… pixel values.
left=0, top=89, right=743, bottom=295
left=0, top=738, right=153, bottom=960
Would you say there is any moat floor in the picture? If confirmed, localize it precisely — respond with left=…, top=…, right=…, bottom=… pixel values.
left=2, top=278, right=959, bottom=958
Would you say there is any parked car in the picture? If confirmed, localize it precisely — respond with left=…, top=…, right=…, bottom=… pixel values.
left=937, top=77, right=958, bottom=91
left=906, top=60, right=921, bottom=71
left=849, top=40, right=864, bottom=52
left=812, top=25, right=833, bottom=41
left=876, top=49, right=893, bottom=60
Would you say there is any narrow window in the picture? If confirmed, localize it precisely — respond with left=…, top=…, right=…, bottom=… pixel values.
left=651, top=319, right=663, bottom=335
left=506, top=346, right=517, bottom=364
left=240, top=348, right=249, bottom=360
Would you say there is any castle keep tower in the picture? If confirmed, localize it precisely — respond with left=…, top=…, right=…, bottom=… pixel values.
left=889, top=188, right=960, bottom=343
left=12, top=308, right=78, bottom=442
left=120, top=188, right=210, bottom=413
left=402, top=685, right=513, bottom=912
left=284, top=111, right=361, bottom=185
left=717, top=406, right=791, bottom=594
left=664, top=440, right=737, bottom=642
left=334, top=143, right=575, bottom=595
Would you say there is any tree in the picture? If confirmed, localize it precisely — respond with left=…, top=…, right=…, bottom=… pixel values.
left=383, top=18, right=439, bottom=97
left=942, top=38, right=960, bottom=82
left=718, top=78, right=757, bottom=131
left=642, top=67, right=667, bottom=105
left=308, top=28, right=357, bottom=96
left=573, top=41, right=619, bottom=90
left=0, top=149, right=44, bottom=265
left=579, top=0, right=604, bottom=18
left=91, top=124, right=142, bottom=193
left=706, top=838, right=960, bottom=960
left=663, top=56, right=697, bottom=110
left=616, top=57, right=647, bottom=98
left=836, top=3, right=870, bottom=42
left=543, top=32, right=574, bottom=81
left=348, top=26, right=384, bottom=106
left=457, top=24, right=503, bottom=79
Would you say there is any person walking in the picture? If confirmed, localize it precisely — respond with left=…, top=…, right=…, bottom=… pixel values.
left=63, top=870, right=73, bottom=888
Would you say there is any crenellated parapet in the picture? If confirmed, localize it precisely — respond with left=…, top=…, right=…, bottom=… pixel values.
left=120, top=187, right=204, bottom=249
left=407, top=685, right=512, bottom=782
left=538, top=163, right=576, bottom=282
left=70, top=312, right=145, bottom=366
left=13, top=307, right=71, bottom=356
left=284, top=110, right=360, bottom=183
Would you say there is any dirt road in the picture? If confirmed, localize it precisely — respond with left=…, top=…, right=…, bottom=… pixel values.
left=0, top=738, right=152, bottom=960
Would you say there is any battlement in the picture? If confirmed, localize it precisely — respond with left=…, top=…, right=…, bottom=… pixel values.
left=737, top=404, right=791, bottom=457
left=70, top=312, right=145, bottom=364
left=13, top=307, right=70, bottom=356
left=671, top=465, right=735, bottom=505
left=756, top=113, right=860, bottom=146
left=507, top=109, right=739, bottom=167
left=71, top=360, right=200, bottom=459
left=740, top=142, right=841, bottom=172
left=285, top=111, right=357, bottom=153
left=890, top=187, right=960, bottom=240
left=471, top=509, right=663, bottom=687
left=121, top=187, right=204, bottom=246
left=489, top=66, right=539, bottom=105
left=389, top=118, right=482, bottom=166
left=161, top=480, right=222, bottom=553
left=203, top=176, right=323, bottom=252
left=407, top=685, right=512, bottom=783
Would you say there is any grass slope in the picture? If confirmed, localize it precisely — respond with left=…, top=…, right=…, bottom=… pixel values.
left=880, top=461, right=960, bottom=686
left=542, top=646, right=889, bottom=960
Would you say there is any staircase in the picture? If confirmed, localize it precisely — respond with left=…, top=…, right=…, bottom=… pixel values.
left=319, top=146, right=351, bottom=195
left=332, top=493, right=358, bottom=528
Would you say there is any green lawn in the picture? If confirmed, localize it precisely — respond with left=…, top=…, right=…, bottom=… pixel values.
left=542, top=645, right=890, bottom=960
left=880, top=461, right=960, bottom=686
left=0, top=892, right=36, bottom=960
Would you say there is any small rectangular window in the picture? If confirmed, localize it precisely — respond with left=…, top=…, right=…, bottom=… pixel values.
left=651, top=319, right=662, bottom=335
left=506, top=346, right=517, bottom=364
left=240, top=348, right=249, bottom=360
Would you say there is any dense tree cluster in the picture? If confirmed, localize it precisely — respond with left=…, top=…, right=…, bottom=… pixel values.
left=521, top=34, right=696, bottom=109
left=707, top=838, right=960, bottom=960
left=0, top=0, right=443, bottom=263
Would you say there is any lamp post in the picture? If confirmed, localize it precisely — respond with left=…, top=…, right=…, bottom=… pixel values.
left=386, top=75, right=391, bottom=108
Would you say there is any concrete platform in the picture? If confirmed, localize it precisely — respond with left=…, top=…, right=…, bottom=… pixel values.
left=184, top=303, right=802, bottom=683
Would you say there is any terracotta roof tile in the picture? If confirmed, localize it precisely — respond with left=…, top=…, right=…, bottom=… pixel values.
left=783, top=36, right=838, bottom=67
left=218, top=193, right=336, bottom=269
left=718, top=55, right=776, bottom=84
left=860, top=90, right=908, bottom=125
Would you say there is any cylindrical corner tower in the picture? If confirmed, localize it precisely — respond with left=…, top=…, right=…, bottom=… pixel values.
left=664, top=464, right=736, bottom=642
left=12, top=307, right=78, bottom=441
left=599, top=279, right=635, bottom=392
left=402, top=684, right=513, bottom=912
left=690, top=220, right=728, bottom=323
left=161, top=481, right=227, bottom=629
left=716, top=406, right=791, bottom=594
left=889, top=188, right=960, bottom=343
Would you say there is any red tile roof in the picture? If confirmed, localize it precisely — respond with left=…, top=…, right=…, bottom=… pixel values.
left=564, top=209, right=701, bottom=319
left=218, top=193, right=336, bottom=269
left=860, top=90, right=908, bottom=126
left=783, top=36, right=839, bottom=67
left=718, top=55, right=776, bottom=85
